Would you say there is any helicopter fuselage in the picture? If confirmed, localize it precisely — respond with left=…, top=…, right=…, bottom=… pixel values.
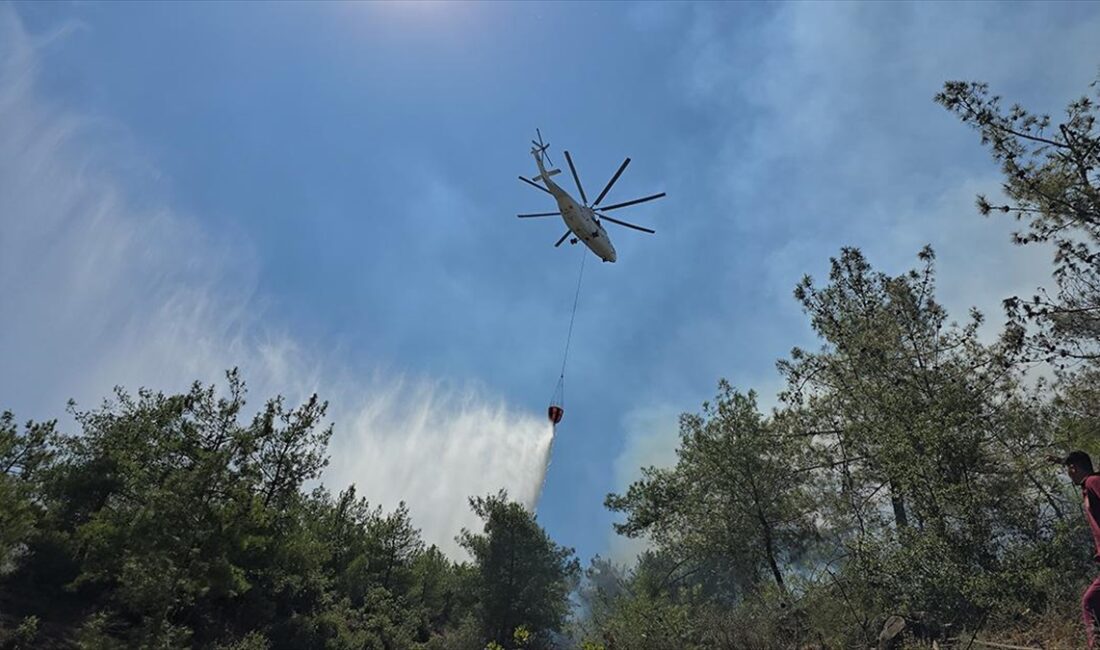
left=534, top=153, right=617, bottom=263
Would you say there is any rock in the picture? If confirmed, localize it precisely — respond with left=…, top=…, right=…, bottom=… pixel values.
left=878, top=615, right=907, bottom=650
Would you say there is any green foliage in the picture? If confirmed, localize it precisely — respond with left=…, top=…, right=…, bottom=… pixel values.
left=607, top=386, right=815, bottom=598
left=0, top=615, right=41, bottom=650
left=460, top=491, right=580, bottom=648
left=418, top=615, right=481, bottom=650
left=512, top=624, right=531, bottom=646
left=590, top=240, right=1087, bottom=646
left=937, top=77, right=1100, bottom=366
left=0, top=370, right=486, bottom=649
left=775, top=246, right=1073, bottom=630
left=0, top=412, right=55, bottom=575
left=215, top=631, right=271, bottom=650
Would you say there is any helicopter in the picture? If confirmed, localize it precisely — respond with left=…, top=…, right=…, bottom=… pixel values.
left=517, top=130, right=665, bottom=263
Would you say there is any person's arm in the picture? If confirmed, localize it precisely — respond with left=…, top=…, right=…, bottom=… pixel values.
left=1086, top=477, right=1100, bottom=524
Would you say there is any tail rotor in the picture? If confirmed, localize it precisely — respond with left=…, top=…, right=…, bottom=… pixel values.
left=531, top=128, right=554, bottom=167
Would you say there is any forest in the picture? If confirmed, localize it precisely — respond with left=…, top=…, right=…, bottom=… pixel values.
left=2, top=76, right=1099, bottom=649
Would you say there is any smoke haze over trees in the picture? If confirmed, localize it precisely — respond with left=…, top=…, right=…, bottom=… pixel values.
left=569, top=73, right=1100, bottom=649
left=4, top=26, right=1100, bottom=650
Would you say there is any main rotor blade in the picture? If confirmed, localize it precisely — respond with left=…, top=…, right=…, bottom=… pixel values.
left=517, top=211, right=560, bottom=218
left=518, top=175, right=552, bottom=195
left=597, top=213, right=655, bottom=234
left=563, top=151, right=588, bottom=205
left=592, top=157, right=631, bottom=207
left=596, top=192, right=666, bottom=212
left=554, top=231, right=572, bottom=247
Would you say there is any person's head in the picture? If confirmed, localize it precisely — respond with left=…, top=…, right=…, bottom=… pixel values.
left=1064, top=451, right=1095, bottom=485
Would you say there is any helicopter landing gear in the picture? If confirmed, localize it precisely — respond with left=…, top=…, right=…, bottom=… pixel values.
left=570, top=238, right=578, bottom=245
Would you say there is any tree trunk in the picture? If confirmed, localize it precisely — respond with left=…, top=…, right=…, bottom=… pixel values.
left=890, top=482, right=909, bottom=529
left=746, top=468, right=787, bottom=592
left=758, top=507, right=786, bottom=591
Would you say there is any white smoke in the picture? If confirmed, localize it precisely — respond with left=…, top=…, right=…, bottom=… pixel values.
left=0, top=6, right=551, bottom=558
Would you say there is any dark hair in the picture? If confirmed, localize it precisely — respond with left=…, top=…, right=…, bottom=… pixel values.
left=1064, top=450, right=1094, bottom=473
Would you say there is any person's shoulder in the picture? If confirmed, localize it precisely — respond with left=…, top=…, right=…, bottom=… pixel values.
left=1085, top=474, right=1100, bottom=492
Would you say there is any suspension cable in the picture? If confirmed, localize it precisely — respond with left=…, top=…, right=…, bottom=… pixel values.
left=555, top=250, right=588, bottom=405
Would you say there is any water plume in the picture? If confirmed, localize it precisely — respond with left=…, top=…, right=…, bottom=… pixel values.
left=323, top=380, right=558, bottom=557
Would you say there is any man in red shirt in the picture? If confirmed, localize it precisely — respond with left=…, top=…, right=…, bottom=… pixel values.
left=1059, top=451, right=1100, bottom=648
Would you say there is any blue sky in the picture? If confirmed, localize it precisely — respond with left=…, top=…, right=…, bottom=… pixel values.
left=3, top=1, right=1100, bottom=563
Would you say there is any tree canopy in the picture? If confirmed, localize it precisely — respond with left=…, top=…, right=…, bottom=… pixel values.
left=0, top=373, right=574, bottom=650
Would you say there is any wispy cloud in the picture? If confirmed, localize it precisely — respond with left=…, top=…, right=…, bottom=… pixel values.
left=0, top=6, right=550, bottom=558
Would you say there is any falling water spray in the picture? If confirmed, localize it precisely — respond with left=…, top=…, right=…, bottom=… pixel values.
left=325, top=380, right=559, bottom=557
left=531, top=423, right=557, bottom=509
